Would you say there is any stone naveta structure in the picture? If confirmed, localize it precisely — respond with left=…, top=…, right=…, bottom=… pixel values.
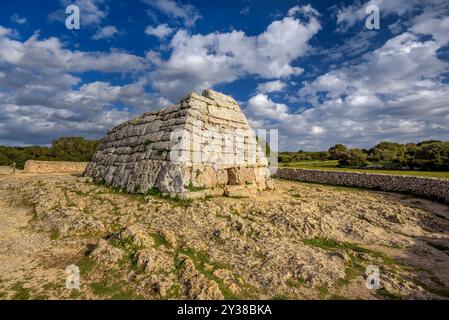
left=84, top=89, right=274, bottom=197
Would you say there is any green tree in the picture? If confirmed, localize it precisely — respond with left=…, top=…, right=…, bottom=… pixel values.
left=339, top=148, right=368, bottom=167
left=328, top=144, right=349, bottom=160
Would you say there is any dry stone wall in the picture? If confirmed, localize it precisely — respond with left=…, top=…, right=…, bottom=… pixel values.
left=24, top=160, right=88, bottom=174
left=274, top=168, right=449, bottom=204
left=84, top=90, right=274, bottom=195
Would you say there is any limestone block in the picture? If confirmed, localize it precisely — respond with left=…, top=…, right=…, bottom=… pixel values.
left=194, top=166, right=218, bottom=189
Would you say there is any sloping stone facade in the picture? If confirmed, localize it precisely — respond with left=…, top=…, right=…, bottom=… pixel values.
left=84, top=90, right=274, bottom=195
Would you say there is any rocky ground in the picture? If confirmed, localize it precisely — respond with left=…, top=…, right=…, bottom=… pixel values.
left=1, top=170, right=449, bottom=300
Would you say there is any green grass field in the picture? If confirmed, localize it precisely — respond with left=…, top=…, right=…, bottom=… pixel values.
left=279, top=160, right=449, bottom=179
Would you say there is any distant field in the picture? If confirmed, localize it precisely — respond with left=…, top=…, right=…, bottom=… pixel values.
left=279, top=160, right=449, bottom=179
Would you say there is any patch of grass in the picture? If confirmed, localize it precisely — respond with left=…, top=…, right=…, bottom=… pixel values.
left=184, top=181, right=205, bottom=192
left=335, top=278, right=351, bottom=288
left=63, top=190, right=76, bottom=207
left=42, top=282, right=62, bottom=291
left=74, top=190, right=88, bottom=196
left=302, top=238, right=395, bottom=266
left=144, top=140, right=152, bottom=147
left=318, top=285, right=329, bottom=299
left=90, top=278, right=144, bottom=300
left=271, top=294, right=290, bottom=300
left=50, top=228, right=60, bottom=240
left=303, top=237, right=398, bottom=291
left=0, top=291, right=6, bottom=299
left=332, top=185, right=364, bottom=192
left=203, top=194, right=220, bottom=202
left=11, top=282, right=31, bottom=300
left=165, top=195, right=192, bottom=208
left=69, top=290, right=82, bottom=300
left=286, top=277, right=306, bottom=288
left=150, top=232, right=171, bottom=248
left=375, top=288, right=402, bottom=300
left=78, top=257, right=95, bottom=275
left=290, top=193, right=302, bottom=198
left=280, top=161, right=449, bottom=179
left=110, top=236, right=143, bottom=268
left=146, top=187, right=192, bottom=208
left=176, top=248, right=246, bottom=300
left=224, top=195, right=249, bottom=199
left=20, top=196, right=39, bottom=221
left=146, top=187, right=161, bottom=196
left=165, top=284, right=183, bottom=300
left=82, top=206, right=93, bottom=215
left=253, top=250, right=267, bottom=261
left=245, top=227, right=255, bottom=238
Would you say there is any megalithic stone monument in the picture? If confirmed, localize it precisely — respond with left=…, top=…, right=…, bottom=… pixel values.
left=84, top=89, right=275, bottom=197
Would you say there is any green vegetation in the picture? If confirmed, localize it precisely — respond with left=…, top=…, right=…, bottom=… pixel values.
left=278, top=140, right=449, bottom=176
left=165, top=284, right=183, bottom=300
left=78, top=257, right=95, bottom=275
left=90, top=278, right=144, bottom=300
left=286, top=277, right=306, bottom=288
left=184, top=181, right=205, bottom=192
left=278, top=150, right=329, bottom=163
left=146, top=187, right=162, bottom=196
left=0, top=137, right=100, bottom=169
left=150, top=232, right=171, bottom=248
left=319, top=285, right=329, bottom=299
left=280, top=160, right=449, bottom=179
left=11, top=282, right=31, bottom=300
left=50, top=228, right=60, bottom=240
left=110, top=236, right=143, bottom=268
left=302, top=238, right=395, bottom=266
left=175, top=248, right=258, bottom=300
left=303, top=237, right=401, bottom=298
left=375, top=288, right=402, bottom=300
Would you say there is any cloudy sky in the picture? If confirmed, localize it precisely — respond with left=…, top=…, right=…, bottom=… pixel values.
left=0, top=0, right=448, bottom=150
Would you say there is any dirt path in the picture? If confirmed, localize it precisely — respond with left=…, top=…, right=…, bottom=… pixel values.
left=0, top=184, right=80, bottom=300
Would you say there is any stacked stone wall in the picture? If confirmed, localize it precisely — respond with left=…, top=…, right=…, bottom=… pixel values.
left=24, top=161, right=88, bottom=174
left=274, top=168, right=449, bottom=204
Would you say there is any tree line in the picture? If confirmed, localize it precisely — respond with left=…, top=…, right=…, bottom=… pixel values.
left=0, top=137, right=100, bottom=169
left=2, top=137, right=448, bottom=171
left=279, top=140, right=449, bottom=171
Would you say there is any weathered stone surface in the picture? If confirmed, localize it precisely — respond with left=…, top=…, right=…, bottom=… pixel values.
left=177, top=254, right=224, bottom=300
left=90, top=239, right=124, bottom=265
left=24, top=161, right=88, bottom=174
left=85, top=90, right=274, bottom=194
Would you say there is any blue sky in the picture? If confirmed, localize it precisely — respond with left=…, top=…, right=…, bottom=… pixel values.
left=0, top=0, right=448, bottom=151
